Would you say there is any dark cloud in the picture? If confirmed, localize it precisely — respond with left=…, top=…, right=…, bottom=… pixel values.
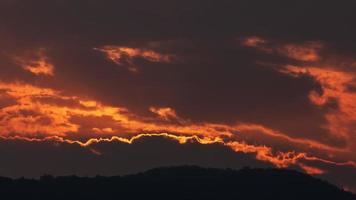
left=1, top=138, right=354, bottom=192
left=0, top=138, right=272, bottom=178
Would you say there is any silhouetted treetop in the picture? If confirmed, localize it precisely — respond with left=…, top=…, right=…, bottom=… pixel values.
left=0, top=166, right=354, bottom=200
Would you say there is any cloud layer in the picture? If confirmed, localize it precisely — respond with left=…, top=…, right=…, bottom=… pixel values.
left=0, top=0, right=356, bottom=192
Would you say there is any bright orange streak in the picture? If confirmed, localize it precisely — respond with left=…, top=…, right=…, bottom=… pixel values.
left=225, top=141, right=305, bottom=168
left=0, top=133, right=223, bottom=146
left=1, top=133, right=355, bottom=174
left=299, top=164, right=325, bottom=175
left=302, top=155, right=356, bottom=167
left=234, top=124, right=346, bottom=153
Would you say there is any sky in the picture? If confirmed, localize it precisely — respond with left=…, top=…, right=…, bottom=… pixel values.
left=0, top=0, right=356, bottom=192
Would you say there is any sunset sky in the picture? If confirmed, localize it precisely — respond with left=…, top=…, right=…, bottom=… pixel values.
left=0, top=0, right=356, bottom=192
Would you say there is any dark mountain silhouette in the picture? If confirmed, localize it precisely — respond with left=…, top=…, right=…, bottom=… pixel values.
left=0, top=166, right=354, bottom=200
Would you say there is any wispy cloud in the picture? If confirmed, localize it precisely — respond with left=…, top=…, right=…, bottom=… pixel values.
left=12, top=48, right=54, bottom=76
left=95, top=46, right=174, bottom=72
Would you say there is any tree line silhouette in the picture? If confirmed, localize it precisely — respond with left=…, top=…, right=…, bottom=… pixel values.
left=0, top=166, right=354, bottom=200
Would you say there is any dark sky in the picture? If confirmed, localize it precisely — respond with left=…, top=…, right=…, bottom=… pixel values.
left=0, top=0, right=356, bottom=192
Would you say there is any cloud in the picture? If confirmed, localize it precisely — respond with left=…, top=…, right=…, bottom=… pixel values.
left=241, top=36, right=323, bottom=62
left=12, top=48, right=54, bottom=76
left=0, top=136, right=273, bottom=178
left=240, top=35, right=356, bottom=155
left=0, top=80, right=352, bottom=173
left=299, top=164, right=325, bottom=175
left=278, top=42, right=322, bottom=62
left=241, top=36, right=272, bottom=53
left=92, top=127, right=114, bottom=134
left=95, top=46, right=174, bottom=72
left=242, top=36, right=267, bottom=48
left=0, top=80, right=354, bottom=175
left=150, top=107, right=179, bottom=120
left=280, top=65, right=356, bottom=154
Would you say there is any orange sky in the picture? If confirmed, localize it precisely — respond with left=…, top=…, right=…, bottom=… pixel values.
left=1, top=0, right=356, bottom=192
left=1, top=38, right=355, bottom=173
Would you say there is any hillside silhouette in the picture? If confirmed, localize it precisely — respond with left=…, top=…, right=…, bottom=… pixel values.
left=0, top=166, right=355, bottom=200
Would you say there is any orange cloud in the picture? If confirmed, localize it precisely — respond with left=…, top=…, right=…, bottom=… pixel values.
left=242, top=36, right=356, bottom=158
left=150, top=107, right=179, bottom=120
left=233, top=123, right=345, bottom=153
left=92, top=127, right=114, bottom=134
left=241, top=36, right=322, bottom=62
left=0, top=80, right=354, bottom=174
left=225, top=141, right=305, bottom=168
left=239, top=36, right=356, bottom=173
left=0, top=81, right=232, bottom=139
left=278, top=42, right=322, bottom=62
left=280, top=65, right=356, bottom=143
left=299, top=164, right=325, bottom=175
left=242, top=36, right=267, bottom=48
left=95, top=46, right=173, bottom=72
left=13, top=48, right=54, bottom=76
left=241, top=36, right=272, bottom=53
